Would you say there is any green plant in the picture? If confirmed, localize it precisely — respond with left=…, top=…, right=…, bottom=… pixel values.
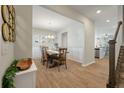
left=2, top=60, right=19, bottom=88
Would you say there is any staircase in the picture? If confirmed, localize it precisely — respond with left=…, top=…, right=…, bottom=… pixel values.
left=106, top=21, right=123, bottom=88
left=116, top=46, right=124, bottom=87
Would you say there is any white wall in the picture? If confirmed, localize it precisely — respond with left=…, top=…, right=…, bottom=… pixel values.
left=14, top=5, right=32, bottom=59
left=83, top=19, right=95, bottom=66
left=95, top=28, right=114, bottom=37
left=0, top=6, right=14, bottom=87
left=57, top=22, right=85, bottom=63
left=115, top=6, right=123, bottom=64
left=43, top=6, right=95, bottom=66
left=32, top=28, right=57, bottom=59
left=95, top=28, right=114, bottom=47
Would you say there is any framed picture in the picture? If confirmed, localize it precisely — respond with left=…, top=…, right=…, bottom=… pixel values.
left=2, top=23, right=10, bottom=41
left=1, top=5, right=10, bottom=23
left=8, top=5, right=15, bottom=18
left=1, top=5, right=16, bottom=42
left=9, top=28, right=13, bottom=42
left=11, top=31, right=16, bottom=42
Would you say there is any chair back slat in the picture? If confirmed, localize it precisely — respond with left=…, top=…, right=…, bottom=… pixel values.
left=41, top=46, right=48, bottom=61
left=59, top=48, right=67, bottom=61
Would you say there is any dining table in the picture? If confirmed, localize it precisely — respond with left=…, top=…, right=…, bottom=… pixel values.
left=47, top=49, right=59, bottom=55
left=46, top=49, right=69, bottom=68
left=46, top=50, right=59, bottom=68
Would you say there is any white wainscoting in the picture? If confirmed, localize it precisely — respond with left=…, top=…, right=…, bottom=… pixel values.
left=33, top=46, right=84, bottom=64
left=81, top=61, right=95, bottom=67
left=67, top=47, right=84, bottom=63
left=32, top=46, right=41, bottom=59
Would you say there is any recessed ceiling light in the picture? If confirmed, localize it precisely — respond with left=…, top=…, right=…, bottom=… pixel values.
left=96, top=10, right=101, bottom=14
left=106, top=20, right=110, bottom=23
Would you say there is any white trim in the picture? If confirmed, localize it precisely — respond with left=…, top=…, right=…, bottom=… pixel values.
left=67, top=57, right=82, bottom=63
left=68, top=57, right=95, bottom=67
left=81, top=61, right=95, bottom=67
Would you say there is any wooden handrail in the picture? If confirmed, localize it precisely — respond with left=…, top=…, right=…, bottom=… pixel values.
left=107, top=21, right=122, bottom=88
left=113, top=21, right=122, bottom=41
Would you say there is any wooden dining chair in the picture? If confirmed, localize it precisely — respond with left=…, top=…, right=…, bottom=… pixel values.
left=41, top=46, right=48, bottom=65
left=53, top=48, right=67, bottom=72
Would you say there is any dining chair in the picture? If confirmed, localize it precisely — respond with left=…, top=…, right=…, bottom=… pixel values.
left=41, top=46, right=48, bottom=65
left=53, top=48, right=67, bottom=72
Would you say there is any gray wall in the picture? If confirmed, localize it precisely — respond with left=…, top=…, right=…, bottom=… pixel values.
left=0, top=6, right=15, bottom=87
left=14, top=5, right=32, bottom=59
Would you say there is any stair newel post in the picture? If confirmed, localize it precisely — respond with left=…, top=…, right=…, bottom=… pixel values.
left=107, top=40, right=116, bottom=88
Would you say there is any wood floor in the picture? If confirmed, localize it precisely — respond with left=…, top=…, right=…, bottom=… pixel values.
left=34, top=57, right=109, bottom=88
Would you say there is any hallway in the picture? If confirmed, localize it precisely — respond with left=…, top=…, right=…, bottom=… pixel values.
left=35, top=57, right=109, bottom=88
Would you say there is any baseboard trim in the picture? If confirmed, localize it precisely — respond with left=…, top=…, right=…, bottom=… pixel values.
left=81, top=61, right=95, bottom=67
left=67, top=58, right=82, bottom=63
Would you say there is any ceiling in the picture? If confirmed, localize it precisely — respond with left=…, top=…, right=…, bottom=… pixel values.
left=33, top=6, right=79, bottom=31
left=33, top=5, right=119, bottom=34
left=70, top=5, right=118, bottom=33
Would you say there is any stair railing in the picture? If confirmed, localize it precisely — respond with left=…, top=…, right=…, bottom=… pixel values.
left=106, top=21, right=122, bottom=88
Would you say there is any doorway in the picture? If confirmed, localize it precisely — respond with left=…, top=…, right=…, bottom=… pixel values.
left=61, top=32, right=68, bottom=48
